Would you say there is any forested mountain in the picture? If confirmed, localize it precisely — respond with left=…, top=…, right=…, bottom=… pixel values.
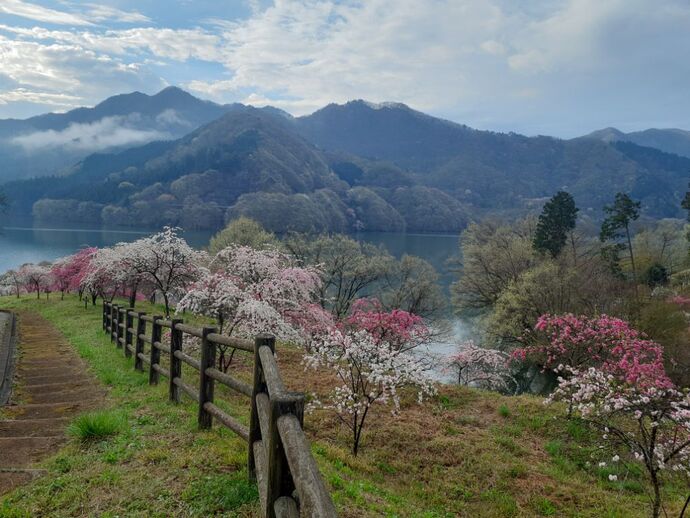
left=295, top=101, right=690, bottom=218
left=582, top=127, right=690, bottom=159
left=3, top=92, right=690, bottom=233
left=0, top=87, right=234, bottom=182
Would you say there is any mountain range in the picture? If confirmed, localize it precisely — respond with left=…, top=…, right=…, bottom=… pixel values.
left=582, top=127, right=690, bottom=159
left=1, top=88, right=689, bottom=233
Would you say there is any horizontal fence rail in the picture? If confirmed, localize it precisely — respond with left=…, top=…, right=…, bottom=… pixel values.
left=102, top=301, right=336, bottom=518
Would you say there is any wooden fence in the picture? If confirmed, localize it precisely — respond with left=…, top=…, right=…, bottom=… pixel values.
left=102, top=301, right=337, bottom=518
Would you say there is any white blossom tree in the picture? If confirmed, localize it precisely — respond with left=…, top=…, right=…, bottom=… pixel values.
left=548, top=367, right=690, bottom=518
left=447, top=341, right=516, bottom=393
left=305, top=327, right=435, bottom=456
left=0, top=269, right=23, bottom=298
left=125, top=227, right=207, bottom=316
left=18, top=263, right=51, bottom=299
left=81, top=246, right=131, bottom=303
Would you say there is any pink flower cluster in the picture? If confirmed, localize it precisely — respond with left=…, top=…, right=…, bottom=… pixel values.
left=345, top=298, right=430, bottom=353
left=514, top=314, right=672, bottom=390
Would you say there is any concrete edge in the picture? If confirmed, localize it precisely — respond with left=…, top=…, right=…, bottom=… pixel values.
left=0, top=310, right=17, bottom=407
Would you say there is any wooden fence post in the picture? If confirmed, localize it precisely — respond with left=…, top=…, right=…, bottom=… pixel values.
left=134, top=312, right=146, bottom=371
left=248, top=335, right=275, bottom=482
left=169, top=319, right=183, bottom=403
left=110, top=303, right=117, bottom=343
left=149, top=316, right=162, bottom=385
left=116, top=307, right=125, bottom=349
left=104, top=302, right=110, bottom=333
left=198, top=326, right=217, bottom=430
left=124, top=309, right=134, bottom=358
left=266, top=393, right=304, bottom=518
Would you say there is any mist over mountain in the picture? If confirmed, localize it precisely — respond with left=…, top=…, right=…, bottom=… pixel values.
left=582, top=127, right=690, bottom=159
left=0, top=87, right=235, bottom=182
left=2, top=89, right=689, bottom=233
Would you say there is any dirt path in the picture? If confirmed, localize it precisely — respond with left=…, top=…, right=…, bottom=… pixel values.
left=0, top=311, right=105, bottom=495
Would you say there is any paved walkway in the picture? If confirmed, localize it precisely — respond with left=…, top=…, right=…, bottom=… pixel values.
left=0, top=312, right=105, bottom=494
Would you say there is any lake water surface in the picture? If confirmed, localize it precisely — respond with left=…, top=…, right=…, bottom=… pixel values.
left=0, top=219, right=466, bottom=380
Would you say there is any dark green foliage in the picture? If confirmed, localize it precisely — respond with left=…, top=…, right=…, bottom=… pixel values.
left=681, top=182, right=690, bottom=226
left=643, top=263, right=669, bottom=287
left=532, top=191, right=578, bottom=258
left=600, top=193, right=641, bottom=277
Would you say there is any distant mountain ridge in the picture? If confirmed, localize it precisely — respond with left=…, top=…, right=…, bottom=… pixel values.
left=2, top=90, right=690, bottom=234
left=581, top=127, right=690, bottom=159
left=0, top=87, right=236, bottom=182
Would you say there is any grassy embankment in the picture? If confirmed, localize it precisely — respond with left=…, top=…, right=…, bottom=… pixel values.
left=0, top=294, right=687, bottom=517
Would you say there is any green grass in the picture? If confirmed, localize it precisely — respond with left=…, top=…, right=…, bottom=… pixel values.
left=0, top=294, right=688, bottom=517
left=67, top=410, right=126, bottom=442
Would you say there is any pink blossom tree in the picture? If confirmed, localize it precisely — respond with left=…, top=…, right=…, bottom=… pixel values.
left=178, top=246, right=322, bottom=370
left=447, top=341, right=516, bottom=392
left=548, top=367, right=690, bottom=518
left=305, top=325, right=435, bottom=456
left=513, top=314, right=672, bottom=389
left=344, top=298, right=431, bottom=353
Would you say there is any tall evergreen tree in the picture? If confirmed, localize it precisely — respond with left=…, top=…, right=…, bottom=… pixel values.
left=533, top=191, right=578, bottom=258
left=681, top=182, right=690, bottom=256
left=600, top=192, right=641, bottom=282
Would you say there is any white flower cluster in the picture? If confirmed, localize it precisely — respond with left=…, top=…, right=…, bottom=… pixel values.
left=305, top=328, right=436, bottom=421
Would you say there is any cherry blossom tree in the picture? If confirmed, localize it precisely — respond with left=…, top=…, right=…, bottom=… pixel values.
left=81, top=246, right=130, bottom=303
left=447, top=341, right=516, bottom=393
left=178, top=246, right=322, bottom=370
left=305, top=326, right=435, bottom=456
left=513, top=314, right=672, bottom=390
left=548, top=367, right=690, bottom=518
left=125, top=227, right=207, bottom=316
left=18, top=264, right=51, bottom=299
left=0, top=270, right=23, bottom=298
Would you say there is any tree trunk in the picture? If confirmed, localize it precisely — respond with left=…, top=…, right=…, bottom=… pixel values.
left=625, top=224, right=639, bottom=300
left=128, top=286, right=137, bottom=308
left=163, top=293, right=170, bottom=317
left=650, top=470, right=661, bottom=518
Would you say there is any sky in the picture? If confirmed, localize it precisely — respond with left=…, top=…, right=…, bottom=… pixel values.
left=0, top=0, right=688, bottom=138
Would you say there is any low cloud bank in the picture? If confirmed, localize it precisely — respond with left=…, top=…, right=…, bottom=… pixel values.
left=11, top=114, right=172, bottom=152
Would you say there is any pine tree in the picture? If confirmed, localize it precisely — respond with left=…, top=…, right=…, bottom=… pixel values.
left=533, top=191, right=578, bottom=258
left=600, top=192, right=641, bottom=282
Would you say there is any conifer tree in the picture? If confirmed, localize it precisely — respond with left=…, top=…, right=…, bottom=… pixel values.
left=600, top=192, right=641, bottom=282
left=533, top=191, right=578, bottom=258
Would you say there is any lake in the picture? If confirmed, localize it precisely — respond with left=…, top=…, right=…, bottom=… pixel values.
left=0, top=219, right=466, bottom=380
left=0, top=219, right=462, bottom=286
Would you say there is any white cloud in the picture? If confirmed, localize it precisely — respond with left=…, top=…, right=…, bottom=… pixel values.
left=11, top=114, right=171, bottom=151
left=1, top=0, right=690, bottom=135
left=0, top=0, right=92, bottom=26
left=82, top=4, right=151, bottom=24
left=0, top=88, right=81, bottom=107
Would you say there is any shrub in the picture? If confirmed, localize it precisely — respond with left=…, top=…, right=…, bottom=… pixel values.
left=68, top=411, right=125, bottom=442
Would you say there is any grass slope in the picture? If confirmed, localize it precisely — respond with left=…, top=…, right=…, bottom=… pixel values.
left=0, top=295, right=685, bottom=517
